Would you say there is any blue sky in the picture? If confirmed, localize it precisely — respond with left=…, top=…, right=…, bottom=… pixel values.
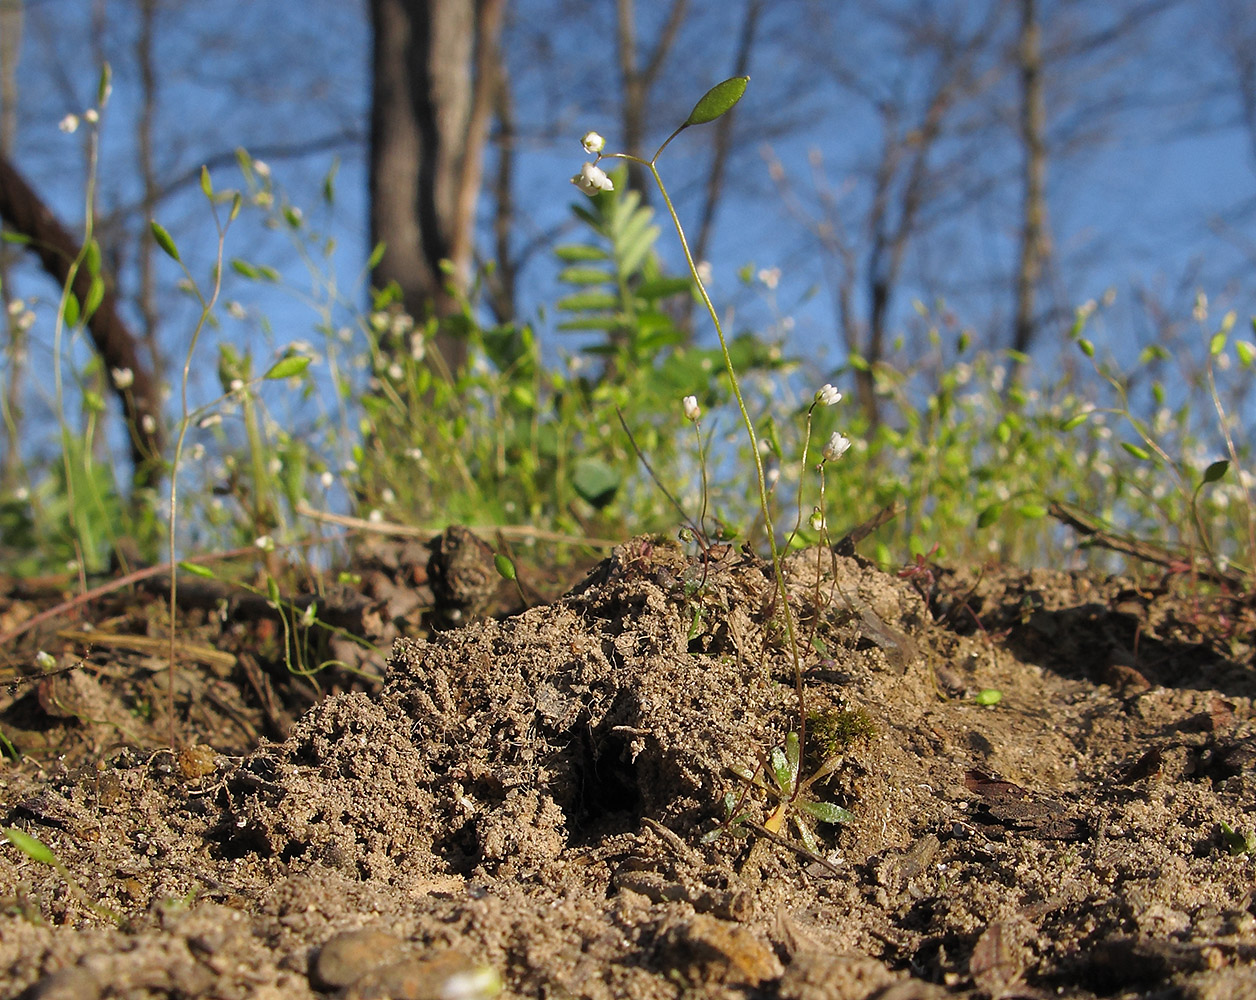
left=3, top=0, right=1254, bottom=472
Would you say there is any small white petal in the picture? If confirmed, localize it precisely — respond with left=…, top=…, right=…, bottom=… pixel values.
left=581, top=131, right=605, bottom=154
left=814, top=384, right=841, bottom=406
left=822, top=431, right=851, bottom=463
left=682, top=395, right=701, bottom=422
left=571, top=162, right=613, bottom=197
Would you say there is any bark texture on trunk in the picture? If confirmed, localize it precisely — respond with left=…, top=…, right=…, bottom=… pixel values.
left=369, top=0, right=503, bottom=375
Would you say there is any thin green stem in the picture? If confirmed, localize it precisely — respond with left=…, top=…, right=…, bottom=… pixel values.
left=166, top=200, right=231, bottom=746
left=629, top=152, right=808, bottom=766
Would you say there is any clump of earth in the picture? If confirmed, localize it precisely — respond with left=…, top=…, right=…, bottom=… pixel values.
left=1, top=535, right=1253, bottom=999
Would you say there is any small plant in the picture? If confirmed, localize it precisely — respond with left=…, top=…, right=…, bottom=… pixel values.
left=574, top=80, right=870, bottom=863
left=1218, top=821, right=1256, bottom=857
left=709, top=732, right=854, bottom=855
left=2, top=825, right=123, bottom=925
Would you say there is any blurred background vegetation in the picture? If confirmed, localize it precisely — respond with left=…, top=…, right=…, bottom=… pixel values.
left=0, top=0, right=1252, bottom=583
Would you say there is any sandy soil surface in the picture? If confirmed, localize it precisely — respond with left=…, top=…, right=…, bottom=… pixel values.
left=1, top=535, right=1254, bottom=999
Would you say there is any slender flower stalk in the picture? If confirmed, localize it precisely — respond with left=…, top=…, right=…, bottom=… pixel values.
left=586, top=113, right=811, bottom=749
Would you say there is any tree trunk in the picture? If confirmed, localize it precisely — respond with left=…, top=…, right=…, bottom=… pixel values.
left=1012, top=0, right=1047, bottom=370
left=0, top=153, right=165, bottom=492
left=368, top=0, right=504, bottom=376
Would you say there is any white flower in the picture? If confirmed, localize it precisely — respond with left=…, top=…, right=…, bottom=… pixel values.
left=381, top=487, right=396, bottom=504
left=226, top=301, right=247, bottom=320
left=111, top=367, right=134, bottom=389
left=141, top=414, right=157, bottom=434
left=190, top=444, right=206, bottom=462
left=581, top=131, right=605, bottom=155
left=229, top=378, right=244, bottom=393
left=814, top=384, right=841, bottom=406
left=320, top=471, right=334, bottom=489
left=58, top=114, right=80, bottom=134
left=255, top=535, right=275, bottom=552
left=35, top=650, right=57, bottom=670
left=367, top=508, right=383, bottom=524
left=197, top=413, right=223, bottom=429
left=1193, top=291, right=1208, bottom=323
left=84, top=108, right=99, bottom=125
left=682, top=395, right=701, bottom=422
left=809, top=509, right=825, bottom=532
left=822, top=431, right=851, bottom=463
left=571, top=162, right=614, bottom=197
left=757, top=267, right=781, bottom=290
left=253, top=159, right=271, bottom=179
left=405, top=447, right=423, bottom=461
left=696, top=260, right=713, bottom=285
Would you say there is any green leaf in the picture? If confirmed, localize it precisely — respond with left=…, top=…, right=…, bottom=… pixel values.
left=796, top=799, right=855, bottom=825
left=637, top=276, right=694, bottom=301
left=231, top=259, right=260, bottom=279
left=200, top=165, right=213, bottom=199
left=572, top=458, right=619, bottom=508
left=768, top=745, right=792, bottom=794
left=1, top=231, right=32, bottom=246
left=556, top=291, right=619, bottom=312
left=367, top=242, right=387, bottom=270
left=83, top=275, right=105, bottom=321
left=178, top=561, right=217, bottom=578
left=784, top=731, right=801, bottom=788
left=1235, top=340, right=1255, bottom=367
left=263, top=355, right=311, bottom=380
left=975, top=689, right=1003, bottom=706
left=1209, top=331, right=1226, bottom=356
left=685, top=76, right=749, bottom=126
left=62, top=292, right=80, bottom=327
left=85, top=239, right=102, bottom=277
left=1060, top=413, right=1088, bottom=431
left=323, top=158, right=339, bottom=204
left=1077, top=338, right=1095, bottom=358
left=1017, top=503, right=1047, bottom=520
left=494, top=554, right=517, bottom=581
left=1202, top=460, right=1229, bottom=484
left=976, top=505, right=1001, bottom=529
left=3, top=826, right=58, bottom=866
left=557, top=266, right=612, bottom=286
left=97, top=62, right=112, bottom=105
left=554, top=244, right=609, bottom=262
left=1121, top=442, right=1152, bottom=460
left=150, top=221, right=180, bottom=262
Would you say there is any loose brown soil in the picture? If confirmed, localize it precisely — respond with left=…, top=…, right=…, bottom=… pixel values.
left=1, top=535, right=1254, bottom=999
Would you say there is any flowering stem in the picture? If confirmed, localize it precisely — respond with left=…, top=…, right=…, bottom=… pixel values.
left=608, top=149, right=807, bottom=758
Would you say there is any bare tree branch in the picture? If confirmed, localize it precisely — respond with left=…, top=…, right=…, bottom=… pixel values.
left=0, top=153, right=164, bottom=491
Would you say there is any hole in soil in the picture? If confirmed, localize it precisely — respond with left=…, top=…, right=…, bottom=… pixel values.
left=568, top=715, right=644, bottom=841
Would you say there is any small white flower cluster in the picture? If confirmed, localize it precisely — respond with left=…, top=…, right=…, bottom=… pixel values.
left=682, top=395, right=701, bottom=422
left=571, top=162, right=613, bottom=197
left=571, top=131, right=614, bottom=198
left=8, top=298, right=36, bottom=333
